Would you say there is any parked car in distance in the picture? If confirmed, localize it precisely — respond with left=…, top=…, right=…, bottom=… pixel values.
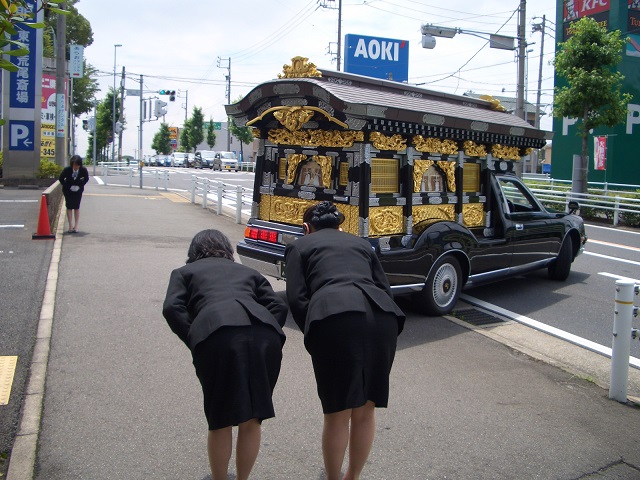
left=171, top=152, right=187, bottom=167
left=213, top=151, right=239, bottom=171
left=196, top=150, right=217, bottom=168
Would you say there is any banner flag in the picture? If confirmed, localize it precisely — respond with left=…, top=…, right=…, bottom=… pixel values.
left=594, top=136, right=607, bottom=171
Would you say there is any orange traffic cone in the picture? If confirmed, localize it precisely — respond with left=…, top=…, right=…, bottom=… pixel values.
left=32, top=194, right=56, bottom=240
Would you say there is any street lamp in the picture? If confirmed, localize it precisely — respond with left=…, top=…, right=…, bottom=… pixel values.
left=112, top=44, right=122, bottom=162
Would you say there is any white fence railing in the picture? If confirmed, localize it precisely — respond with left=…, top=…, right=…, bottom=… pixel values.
left=190, top=175, right=252, bottom=224
left=98, top=162, right=170, bottom=191
left=523, top=175, right=640, bottom=226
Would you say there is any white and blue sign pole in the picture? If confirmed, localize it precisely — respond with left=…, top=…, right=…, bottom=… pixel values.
left=1, top=0, right=44, bottom=178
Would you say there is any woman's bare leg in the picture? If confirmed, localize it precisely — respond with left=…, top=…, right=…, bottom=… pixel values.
left=322, top=409, right=351, bottom=480
left=207, top=427, right=232, bottom=480
left=343, top=401, right=376, bottom=480
left=236, top=418, right=261, bottom=480
left=66, top=209, right=72, bottom=230
left=73, top=209, right=80, bottom=230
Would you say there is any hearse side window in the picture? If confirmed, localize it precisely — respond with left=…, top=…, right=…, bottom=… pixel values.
left=371, top=158, right=399, bottom=194
left=498, top=177, right=540, bottom=213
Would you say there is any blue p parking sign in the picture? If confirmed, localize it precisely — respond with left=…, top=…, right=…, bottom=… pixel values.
left=9, top=120, right=35, bottom=151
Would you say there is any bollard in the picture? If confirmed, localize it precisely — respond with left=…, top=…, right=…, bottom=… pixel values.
left=609, top=279, right=635, bottom=402
left=236, top=186, right=243, bottom=224
left=613, top=197, right=620, bottom=226
left=217, top=182, right=223, bottom=215
left=164, top=171, right=169, bottom=191
left=154, top=170, right=159, bottom=191
left=129, top=168, right=133, bottom=188
left=191, top=175, right=196, bottom=204
left=202, top=178, right=209, bottom=208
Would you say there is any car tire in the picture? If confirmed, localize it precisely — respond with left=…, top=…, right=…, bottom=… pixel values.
left=548, top=238, right=573, bottom=281
left=413, top=255, right=462, bottom=316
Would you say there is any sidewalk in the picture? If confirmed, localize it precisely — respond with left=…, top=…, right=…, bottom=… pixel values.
left=9, top=182, right=640, bottom=480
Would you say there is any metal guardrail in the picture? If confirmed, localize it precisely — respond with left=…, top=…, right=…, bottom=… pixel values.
left=98, top=162, right=170, bottom=190
left=190, top=175, right=252, bottom=224
left=523, top=175, right=640, bottom=226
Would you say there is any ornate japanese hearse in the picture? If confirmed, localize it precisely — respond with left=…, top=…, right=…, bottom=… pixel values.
left=226, top=57, right=587, bottom=315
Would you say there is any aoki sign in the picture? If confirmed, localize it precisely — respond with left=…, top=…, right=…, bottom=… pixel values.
left=344, top=34, right=409, bottom=82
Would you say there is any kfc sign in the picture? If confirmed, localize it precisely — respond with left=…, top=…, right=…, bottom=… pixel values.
left=564, top=0, right=609, bottom=22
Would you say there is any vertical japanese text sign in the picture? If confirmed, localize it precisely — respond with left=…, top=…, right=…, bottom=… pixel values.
left=594, top=136, right=607, bottom=171
left=3, top=0, right=43, bottom=163
left=69, top=44, right=84, bottom=78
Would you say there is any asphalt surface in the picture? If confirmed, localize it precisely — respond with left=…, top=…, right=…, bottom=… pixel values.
left=4, top=181, right=640, bottom=480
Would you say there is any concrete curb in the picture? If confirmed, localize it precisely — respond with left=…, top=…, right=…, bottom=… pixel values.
left=6, top=203, right=65, bottom=480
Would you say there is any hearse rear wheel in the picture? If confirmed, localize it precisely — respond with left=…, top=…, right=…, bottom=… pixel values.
left=414, top=255, right=462, bottom=316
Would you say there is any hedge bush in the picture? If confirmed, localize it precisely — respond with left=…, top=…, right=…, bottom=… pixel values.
left=38, top=158, right=63, bottom=179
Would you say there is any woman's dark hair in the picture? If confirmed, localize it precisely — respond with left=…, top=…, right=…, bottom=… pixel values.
left=186, top=229, right=235, bottom=264
left=303, top=201, right=345, bottom=231
left=70, top=155, right=83, bottom=167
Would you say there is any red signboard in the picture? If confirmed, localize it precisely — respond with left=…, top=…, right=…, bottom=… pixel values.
left=594, top=136, right=607, bottom=171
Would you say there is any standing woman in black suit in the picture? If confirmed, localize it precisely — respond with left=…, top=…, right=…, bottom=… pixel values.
left=163, top=229, right=288, bottom=480
left=58, top=155, right=89, bottom=233
left=285, top=201, right=405, bottom=480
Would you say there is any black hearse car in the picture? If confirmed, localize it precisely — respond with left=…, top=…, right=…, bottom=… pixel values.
left=225, top=57, right=587, bottom=315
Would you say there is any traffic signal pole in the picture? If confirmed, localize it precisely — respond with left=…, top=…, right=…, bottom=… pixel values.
left=139, top=74, right=143, bottom=189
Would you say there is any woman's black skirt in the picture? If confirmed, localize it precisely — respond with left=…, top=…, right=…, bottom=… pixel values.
left=192, top=323, right=283, bottom=430
left=64, top=191, right=83, bottom=210
left=305, top=301, right=399, bottom=414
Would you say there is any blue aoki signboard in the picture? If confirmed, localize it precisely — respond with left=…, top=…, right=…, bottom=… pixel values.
left=344, top=34, right=409, bottom=82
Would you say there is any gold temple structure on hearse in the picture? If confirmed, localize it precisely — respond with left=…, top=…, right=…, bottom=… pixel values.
left=225, top=56, right=550, bottom=238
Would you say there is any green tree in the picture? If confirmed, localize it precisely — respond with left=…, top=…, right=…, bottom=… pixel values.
left=44, top=0, right=93, bottom=57
left=72, top=61, right=99, bottom=115
left=86, top=88, right=120, bottom=161
left=151, top=123, right=172, bottom=155
left=188, top=107, right=205, bottom=151
left=180, top=120, right=192, bottom=152
left=206, top=118, right=217, bottom=150
left=553, top=16, right=633, bottom=194
left=229, top=119, right=255, bottom=164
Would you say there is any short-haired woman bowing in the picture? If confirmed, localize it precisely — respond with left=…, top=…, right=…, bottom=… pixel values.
left=163, top=229, right=288, bottom=480
left=58, top=155, right=89, bottom=233
left=285, top=201, right=405, bottom=480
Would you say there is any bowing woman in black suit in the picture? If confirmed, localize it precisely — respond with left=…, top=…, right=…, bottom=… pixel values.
left=285, top=201, right=405, bottom=480
left=163, top=229, right=288, bottom=480
left=58, top=155, right=89, bottom=233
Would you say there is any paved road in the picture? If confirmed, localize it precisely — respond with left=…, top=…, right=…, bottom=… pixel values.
left=0, top=188, right=53, bottom=473
left=13, top=183, right=639, bottom=480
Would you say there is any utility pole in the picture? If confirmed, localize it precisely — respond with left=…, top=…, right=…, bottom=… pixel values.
left=217, top=57, right=231, bottom=150
left=54, top=2, right=66, bottom=168
left=139, top=74, right=143, bottom=188
left=515, top=0, right=526, bottom=121
left=320, top=0, right=342, bottom=70
left=117, top=65, right=125, bottom=161
left=532, top=15, right=546, bottom=173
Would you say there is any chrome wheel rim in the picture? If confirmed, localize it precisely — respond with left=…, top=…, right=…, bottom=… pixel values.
left=432, top=263, right=458, bottom=308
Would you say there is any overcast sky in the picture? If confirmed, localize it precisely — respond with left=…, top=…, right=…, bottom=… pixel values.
left=75, top=0, right=559, bottom=158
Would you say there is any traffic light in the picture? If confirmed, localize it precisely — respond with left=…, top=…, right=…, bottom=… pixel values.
left=159, top=89, right=176, bottom=101
left=154, top=99, right=168, bottom=117
left=82, top=119, right=88, bottom=130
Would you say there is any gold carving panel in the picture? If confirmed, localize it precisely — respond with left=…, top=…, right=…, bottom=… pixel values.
left=269, top=196, right=316, bottom=224
left=369, top=132, right=407, bottom=151
left=462, top=163, right=480, bottom=192
left=273, top=106, right=315, bottom=131
left=371, top=158, right=399, bottom=194
left=412, top=205, right=455, bottom=225
left=491, top=144, right=521, bottom=161
left=268, top=128, right=364, bottom=148
left=463, top=141, right=487, bottom=157
left=463, top=204, right=485, bottom=228
left=413, top=136, right=458, bottom=155
left=286, top=154, right=307, bottom=184
left=369, top=206, right=404, bottom=236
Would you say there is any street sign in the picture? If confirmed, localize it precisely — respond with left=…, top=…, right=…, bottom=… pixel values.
left=69, top=44, right=84, bottom=78
left=126, top=89, right=141, bottom=96
left=9, top=120, right=35, bottom=151
left=213, top=122, right=221, bottom=130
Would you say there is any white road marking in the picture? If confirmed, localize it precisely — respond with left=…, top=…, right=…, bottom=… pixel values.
left=598, top=272, right=639, bottom=283
left=93, top=177, right=104, bottom=185
left=460, top=293, right=640, bottom=369
left=0, top=200, right=38, bottom=203
left=0, top=225, right=25, bottom=228
left=583, top=251, right=640, bottom=266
